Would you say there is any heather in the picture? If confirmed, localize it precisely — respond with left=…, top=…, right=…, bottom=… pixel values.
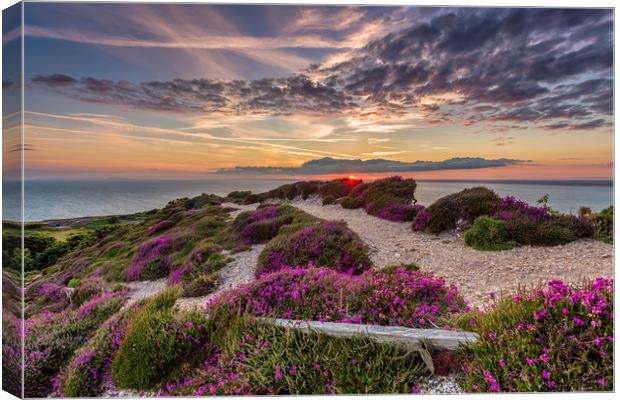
left=256, top=221, right=373, bottom=276
left=160, top=314, right=430, bottom=396
left=24, top=292, right=128, bottom=397
left=424, top=187, right=499, bottom=233
left=455, top=279, right=613, bottom=392
left=210, top=266, right=468, bottom=327
left=55, top=304, right=141, bottom=397
left=168, top=252, right=230, bottom=297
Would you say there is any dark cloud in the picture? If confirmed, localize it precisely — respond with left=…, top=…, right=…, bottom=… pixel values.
left=542, top=118, right=610, bottom=131
left=216, top=156, right=525, bottom=174
left=31, top=73, right=77, bottom=87
left=29, top=8, right=612, bottom=129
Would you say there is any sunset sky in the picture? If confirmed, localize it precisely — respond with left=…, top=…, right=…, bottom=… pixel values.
left=5, top=4, right=613, bottom=180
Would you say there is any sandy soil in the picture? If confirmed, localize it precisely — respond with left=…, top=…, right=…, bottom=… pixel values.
left=288, top=198, right=614, bottom=308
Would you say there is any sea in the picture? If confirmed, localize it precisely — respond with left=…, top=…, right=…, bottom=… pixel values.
left=2, top=178, right=614, bottom=222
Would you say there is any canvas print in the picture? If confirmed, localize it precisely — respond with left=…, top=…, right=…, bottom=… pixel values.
left=1, top=2, right=614, bottom=398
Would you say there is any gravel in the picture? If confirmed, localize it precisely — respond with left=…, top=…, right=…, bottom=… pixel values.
left=289, top=197, right=614, bottom=309
left=419, top=375, right=464, bottom=394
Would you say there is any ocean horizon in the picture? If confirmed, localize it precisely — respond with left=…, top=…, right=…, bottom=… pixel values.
left=2, top=177, right=614, bottom=222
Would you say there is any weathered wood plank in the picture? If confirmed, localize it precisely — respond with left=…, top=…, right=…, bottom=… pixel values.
left=267, top=319, right=478, bottom=351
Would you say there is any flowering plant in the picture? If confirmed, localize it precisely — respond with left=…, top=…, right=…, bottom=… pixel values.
left=457, top=278, right=613, bottom=392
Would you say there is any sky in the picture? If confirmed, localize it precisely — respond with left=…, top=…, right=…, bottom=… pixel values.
left=4, top=3, right=614, bottom=180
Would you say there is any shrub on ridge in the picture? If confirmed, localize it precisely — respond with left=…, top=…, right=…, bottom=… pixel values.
left=256, top=221, right=372, bottom=276
left=464, top=216, right=515, bottom=251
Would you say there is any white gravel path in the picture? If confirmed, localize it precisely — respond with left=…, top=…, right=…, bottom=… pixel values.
left=288, top=198, right=614, bottom=308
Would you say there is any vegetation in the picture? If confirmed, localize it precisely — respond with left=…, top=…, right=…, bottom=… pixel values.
left=3, top=178, right=612, bottom=396
left=256, top=221, right=373, bottom=276
left=424, top=187, right=499, bottom=233
left=455, top=279, right=613, bottom=392
left=464, top=216, right=516, bottom=251
left=212, top=266, right=467, bottom=327
left=24, top=292, right=127, bottom=397
left=112, top=288, right=213, bottom=390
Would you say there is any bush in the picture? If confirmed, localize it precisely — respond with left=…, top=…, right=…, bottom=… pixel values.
left=364, top=194, right=416, bottom=222
left=127, top=235, right=179, bottom=281
left=161, top=315, right=430, bottom=396
left=426, top=187, right=499, bottom=233
left=505, top=215, right=537, bottom=245
left=24, top=293, right=127, bottom=397
left=532, top=218, right=584, bottom=246
left=57, top=304, right=142, bottom=397
left=256, top=221, right=373, bottom=276
left=322, top=195, right=336, bottom=205
left=112, top=289, right=213, bottom=390
left=464, top=216, right=515, bottom=251
left=455, top=278, right=613, bottom=392
left=340, top=196, right=361, bottom=209
left=234, top=205, right=316, bottom=245
left=169, top=253, right=228, bottom=297
left=211, top=266, right=467, bottom=327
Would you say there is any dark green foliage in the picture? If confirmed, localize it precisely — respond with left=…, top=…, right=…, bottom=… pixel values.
left=464, top=217, right=515, bottom=251
left=505, top=216, right=537, bottom=245
left=340, top=196, right=361, bottom=209
left=322, top=195, right=336, bottom=205
left=426, top=187, right=499, bottom=233
left=112, top=289, right=213, bottom=390
left=532, top=219, right=576, bottom=246
left=2, top=232, right=57, bottom=271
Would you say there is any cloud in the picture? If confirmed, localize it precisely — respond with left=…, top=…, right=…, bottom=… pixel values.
left=31, top=74, right=78, bottom=88
left=29, top=8, right=612, bottom=131
left=216, top=156, right=525, bottom=174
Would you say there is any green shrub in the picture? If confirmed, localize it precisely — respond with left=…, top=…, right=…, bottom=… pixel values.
left=426, top=187, right=499, bottom=233
left=505, top=216, right=537, bottom=245
left=464, top=217, right=515, bottom=251
left=112, top=288, right=213, bottom=390
left=322, top=195, right=336, bottom=205
left=455, top=279, right=613, bottom=392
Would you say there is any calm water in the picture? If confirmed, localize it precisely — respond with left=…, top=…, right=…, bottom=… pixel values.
left=2, top=178, right=613, bottom=222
